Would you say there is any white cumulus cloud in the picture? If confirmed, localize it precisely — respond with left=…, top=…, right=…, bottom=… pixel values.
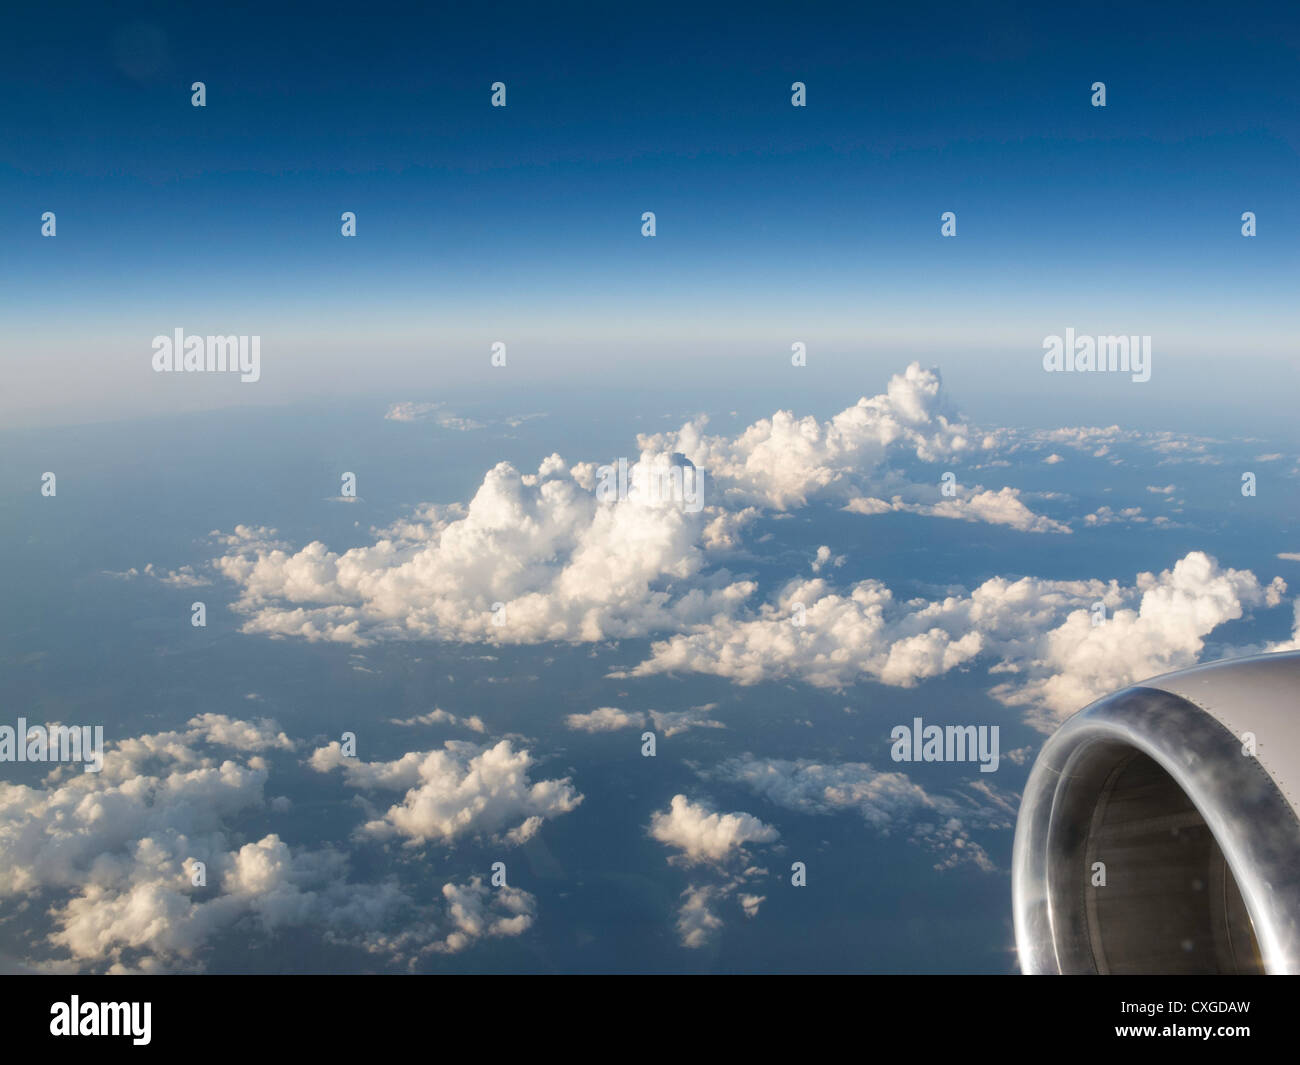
left=624, top=552, right=1286, bottom=729
left=648, top=794, right=779, bottom=866
left=310, top=738, right=583, bottom=846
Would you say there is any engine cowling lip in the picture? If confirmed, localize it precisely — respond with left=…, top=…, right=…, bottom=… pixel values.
left=1013, top=684, right=1300, bottom=974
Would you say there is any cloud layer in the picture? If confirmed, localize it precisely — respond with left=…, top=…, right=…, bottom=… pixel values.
left=0, top=717, right=563, bottom=971
left=309, top=738, right=583, bottom=846
left=208, top=366, right=1072, bottom=652
left=625, top=551, right=1285, bottom=727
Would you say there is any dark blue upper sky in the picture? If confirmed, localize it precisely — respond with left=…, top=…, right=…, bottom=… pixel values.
left=3, top=1, right=1297, bottom=427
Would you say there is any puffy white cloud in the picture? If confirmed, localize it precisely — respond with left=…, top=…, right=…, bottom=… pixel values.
left=647, top=793, right=780, bottom=947
left=625, top=552, right=1287, bottom=728
left=214, top=454, right=752, bottom=647
left=617, top=574, right=988, bottom=690
left=0, top=717, right=426, bottom=972
left=172, top=368, right=1285, bottom=738
left=207, top=365, right=1073, bottom=649
left=0, top=714, right=578, bottom=972
left=434, top=877, right=536, bottom=953
left=187, top=713, right=295, bottom=752
left=994, top=553, right=1286, bottom=725
left=841, top=496, right=893, bottom=516
left=138, top=369, right=1249, bottom=665
left=310, top=738, right=582, bottom=846
left=810, top=545, right=845, bottom=573
left=636, top=363, right=976, bottom=511
left=648, top=794, right=779, bottom=866
left=565, top=707, right=646, bottom=732
left=700, top=506, right=760, bottom=551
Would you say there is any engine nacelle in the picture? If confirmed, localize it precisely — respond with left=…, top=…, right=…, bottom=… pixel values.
left=1013, top=651, right=1300, bottom=974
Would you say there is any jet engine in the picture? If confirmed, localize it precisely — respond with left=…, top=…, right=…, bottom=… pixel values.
left=1013, top=651, right=1300, bottom=974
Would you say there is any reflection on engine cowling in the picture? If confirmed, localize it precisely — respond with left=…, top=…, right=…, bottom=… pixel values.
left=1013, top=652, right=1300, bottom=975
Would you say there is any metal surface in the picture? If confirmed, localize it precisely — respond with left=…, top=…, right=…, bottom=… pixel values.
left=1013, top=652, right=1300, bottom=974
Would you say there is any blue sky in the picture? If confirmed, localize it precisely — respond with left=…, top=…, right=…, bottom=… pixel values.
left=2, top=1, right=1297, bottom=428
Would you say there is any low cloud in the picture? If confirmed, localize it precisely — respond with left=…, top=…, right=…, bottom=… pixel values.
left=624, top=552, right=1286, bottom=729
left=207, top=365, right=1068, bottom=649
left=565, top=707, right=646, bottom=733
left=310, top=738, right=583, bottom=846
left=0, top=716, right=466, bottom=972
left=648, top=794, right=779, bottom=866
